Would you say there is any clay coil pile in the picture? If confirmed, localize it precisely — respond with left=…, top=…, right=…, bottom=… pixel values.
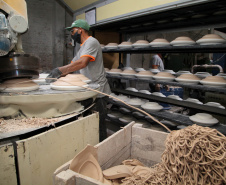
left=122, top=124, right=226, bottom=185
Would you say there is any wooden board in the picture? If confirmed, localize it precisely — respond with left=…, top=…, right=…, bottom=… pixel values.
left=131, top=124, right=168, bottom=167
left=0, top=143, right=17, bottom=185
left=16, top=113, right=99, bottom=185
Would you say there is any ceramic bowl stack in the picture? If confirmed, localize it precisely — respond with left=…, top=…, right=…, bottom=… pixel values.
left=167, top=95, right=183, bottom=101
left=200, top=76, right=226, bottom=87
left=135, top=70, right=154, bottom=80
left=162, top=69, right=175, bottom=75
left=175, top=70, right=191, bottom=77
left=152, top=92, right=166, bottom=97
left=105, top=43, right=118, bottom=49
left=141, top=102, right=163, bottom=112
left=175, top=74, right=201, bottom=84
left=149, top=68, right=160, bottom=74
left=132, top=40, right=149, bottom=48
left=170, top=36, right=196, bottom=46
left=106, top=68, right=122, bottom=76
left=126, top=87, right=138, bottom=92
left=184, top=98, right=203, bottom=104
left=120, top=69, right=137, bottom=78
left=153, top=72, right=175, bottom=82
left=149, top=38, right=170, bottom=47
left=196, top=34, right=226, bottom=45
left=189, top=113, right=218, bottom=126
left=126, top=98, right=145, bottom=107
left=134, top=67, right=146, bottom=72
left=204, top=102, right=225, bottom=109
left=114, top=94, right=129, bottom=102
left=194, top=72, right=212, bottom=79
left=138, top=90, right=151, bottom=94
left=217, top=73, right=226, bottom=79
left=118, top=41, right=133, bottom=48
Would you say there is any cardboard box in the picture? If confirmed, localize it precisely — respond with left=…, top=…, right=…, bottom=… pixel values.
left=53, top=122, right=168, bottom=185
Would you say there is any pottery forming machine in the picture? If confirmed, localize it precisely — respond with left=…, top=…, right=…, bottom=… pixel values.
left=0, top=0, right=40, bottom=80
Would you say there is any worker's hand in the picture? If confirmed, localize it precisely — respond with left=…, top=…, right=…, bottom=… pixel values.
left=45, top=68, right=62, bottom=83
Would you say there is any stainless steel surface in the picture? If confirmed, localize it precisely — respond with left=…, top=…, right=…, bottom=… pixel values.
left=0, top=54, right=40, bottom=79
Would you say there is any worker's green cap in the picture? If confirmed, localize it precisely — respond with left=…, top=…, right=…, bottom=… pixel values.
left=65, top=19, right=90, bottom=31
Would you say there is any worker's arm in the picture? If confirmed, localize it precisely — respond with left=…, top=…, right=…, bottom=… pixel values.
left=59, top=56, right=91, bottom=76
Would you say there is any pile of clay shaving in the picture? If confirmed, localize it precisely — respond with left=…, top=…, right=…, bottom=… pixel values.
left=122, top=124, right=226, bottom=185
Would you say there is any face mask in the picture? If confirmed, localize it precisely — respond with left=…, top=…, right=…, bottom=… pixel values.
left=71, top=31, right=81, bottom=44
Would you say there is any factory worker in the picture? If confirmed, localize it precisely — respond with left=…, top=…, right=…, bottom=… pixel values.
left=150, top=54, right=164, bottom=71
left=47, top=19, right=111, bottom=141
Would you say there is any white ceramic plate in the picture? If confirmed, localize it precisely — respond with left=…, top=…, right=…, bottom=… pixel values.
left=50, top=84, right=89, bottom=91
left=175, top=78, right=200, bottom=84
left=167, top=95, right=183, bottom=100
left=152, top=92, right=166, bottom=97
left=170, top=41, right=196, bottom=46
left=199, top=81, right=226, bottom=87
left=163, top=70, right=175, bottom=74
left=149, top=42, right=171, bottom=47
left=126, top=87, right=138, bottom=92
left=196, top=39, right=226, bottom=45
left=120, top=73, right=136, bottom=78
left=189, top=115, right=218, bottom=126
left=139, top=90, right=151, bottom=94
left=106, top=71, right=121, bottom=76
left=152, top=76, right=175, bottom=82
left=134, top=68, right=146, bottom=72
left=134, top=74, right=153, bottom=80
left=184, top=98, right=203, bottom=104
left=204, top=102, right=225, bottom=109
left=141, top=103, right=163, bottom=112
left=132, top=44, right=149, bottom=48
left=118, top=45, right=132, bottom=48
left=32, top=78, right=46, bottom=84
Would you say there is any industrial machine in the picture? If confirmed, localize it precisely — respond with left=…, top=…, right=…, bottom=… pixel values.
left=0, top=0, right=39, bottom=80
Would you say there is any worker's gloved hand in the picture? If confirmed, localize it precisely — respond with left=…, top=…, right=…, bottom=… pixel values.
left=45, top=68, right=62, bottom=83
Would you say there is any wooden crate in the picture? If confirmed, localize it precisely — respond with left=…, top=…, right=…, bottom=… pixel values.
left=0, top=113, right=99, bottom=185
left=53, top=122, right=168, bottom=185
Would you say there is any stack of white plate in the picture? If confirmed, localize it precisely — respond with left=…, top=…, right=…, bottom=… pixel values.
left=194, top=72, right=212, bottom=79
left=126, top=98, right=145, bottom=107
left=114, top=95, right=129, bottom=102
left=149, top=38, right=170, bottom=47
left=132, top=40, right=149, bottom=48
left=175, top=74, right=200, bottom=84
left=141, top=102, right=163, bottom=112
left=170, top=36, right=196, bottom=46
left=105, top=43, right=118, bottom=49
left=184, top=98, right=203, bottom=104
left=135, top=70, right=154, bottom=80
left=175, top=70, right=191, bottom=77
left=148, top=68, right=160, bottom=74
left=153, top=72, right=175, bottom=82
left=138, top=90, right=151, bottom=94
left=126, top=87, right=138, bottom=92
left=189, top=113, right=218, bottom=126
left=118, top=41, right=133, bottom=48
left=196, top=34, right=226, bottom=45
left=134, top=68, right=146, bottom=72
left=120, top=69, right=137, bottom=78
left=167, top=95, right=183, bottom=101
left=204, top=102, right=225, bottom=109
left=106, top=68, right=122, bottom=76
left=152, top=92, right=166, bottom=97
left=200, top=76, right=226, bottom=87
left=162, top=69, right=175, bottom=75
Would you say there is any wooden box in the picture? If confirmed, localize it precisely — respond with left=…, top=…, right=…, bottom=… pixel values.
left=53, top=122, right=168, bottom=185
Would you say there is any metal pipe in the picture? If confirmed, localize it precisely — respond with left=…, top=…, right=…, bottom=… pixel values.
left=191, top=64, right=223, bottom=73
